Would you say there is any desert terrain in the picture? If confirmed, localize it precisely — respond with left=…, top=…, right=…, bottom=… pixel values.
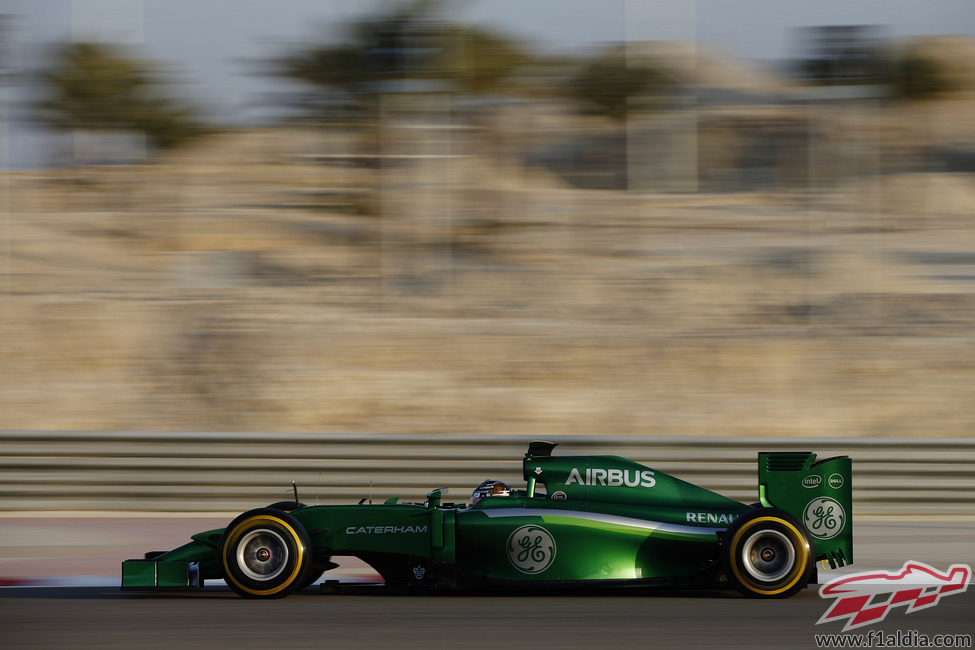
left=2, top=38, right=975, bottom=438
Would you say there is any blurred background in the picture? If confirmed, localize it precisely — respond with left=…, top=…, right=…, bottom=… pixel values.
left=1, top=0, right=974, bottom=439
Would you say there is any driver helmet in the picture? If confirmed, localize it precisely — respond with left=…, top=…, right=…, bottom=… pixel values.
left=471, top=479, right=511, bottom=505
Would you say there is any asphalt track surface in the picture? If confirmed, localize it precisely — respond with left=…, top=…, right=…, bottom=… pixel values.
left=1, top=584, right=973, bottom=649
left=1, top=519, right=973, bottom=649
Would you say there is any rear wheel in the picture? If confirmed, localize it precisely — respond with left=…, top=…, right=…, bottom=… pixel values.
left=219, top=508, right=311, bottom=598
left=722, top=508, right=813, bottom=598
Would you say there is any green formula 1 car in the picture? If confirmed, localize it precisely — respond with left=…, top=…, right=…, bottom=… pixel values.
left=122, top=441, right=853, bottom=598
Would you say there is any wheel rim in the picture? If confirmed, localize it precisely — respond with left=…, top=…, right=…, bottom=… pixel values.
left=236, top=528, right=289, bottom=581
left=741, top=529, right=795, bottom=583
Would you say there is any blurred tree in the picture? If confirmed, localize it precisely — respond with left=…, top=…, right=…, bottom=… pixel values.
left=268, top=0, right=535, bottom=121
left=35, top=42, right=207, bottom=151
left=443, top=24, right=535, bottom=94
left=889, top=53, right=951, bottom=101
left=567, top=50, right=673, bottom=122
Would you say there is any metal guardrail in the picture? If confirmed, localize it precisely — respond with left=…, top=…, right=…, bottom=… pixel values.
left=1, top=431, right=973, bottom=515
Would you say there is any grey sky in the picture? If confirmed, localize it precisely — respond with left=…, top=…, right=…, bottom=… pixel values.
left=6, top=0, right=975, bottom=107
left=1, top=0, right=973, bottom=166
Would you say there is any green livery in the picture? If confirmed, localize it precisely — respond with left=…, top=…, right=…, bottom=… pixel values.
left=121, top=441, right=853, bottom=598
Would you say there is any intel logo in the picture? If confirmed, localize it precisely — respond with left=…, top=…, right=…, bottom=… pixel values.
left=802, top=475, right=822, bottom=488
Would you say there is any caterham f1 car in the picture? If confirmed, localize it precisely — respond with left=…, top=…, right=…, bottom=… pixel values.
left=122, top=442, right=853, bottom=598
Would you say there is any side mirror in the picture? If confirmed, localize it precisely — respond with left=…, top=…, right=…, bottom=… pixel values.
left=425, top=487, right=447, bottom=508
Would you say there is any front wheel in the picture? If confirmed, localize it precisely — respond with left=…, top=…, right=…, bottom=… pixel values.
left=722, top=508, right=814, bottom=598
left=219, top=508, right=311, bottom=598
left=265, top=501, right=305, bottom=512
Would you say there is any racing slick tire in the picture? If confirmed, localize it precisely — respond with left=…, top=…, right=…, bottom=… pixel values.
left=297, top=566, right=326, bottom=590
left=219, top=508, right=312, bottom=598
left=722, top=508, right=814, bottom=599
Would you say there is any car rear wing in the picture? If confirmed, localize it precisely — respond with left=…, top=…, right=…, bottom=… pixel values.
left=758, top=452, right=853, bottom=569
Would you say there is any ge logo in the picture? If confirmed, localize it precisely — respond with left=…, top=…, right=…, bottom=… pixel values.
left=803, top=497, right=846, bottom=540
left=506, top=524, right=557, bottom=574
